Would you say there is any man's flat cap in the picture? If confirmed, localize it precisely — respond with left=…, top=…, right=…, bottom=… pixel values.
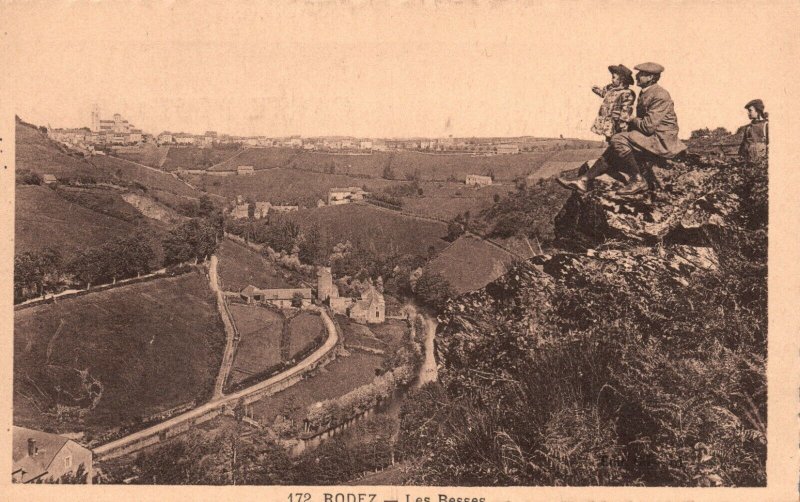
left=634, top=62, right=665, bottom=74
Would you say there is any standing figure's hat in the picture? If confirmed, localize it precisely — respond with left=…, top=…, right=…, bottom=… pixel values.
left=744, top=99, right=765, bottom=114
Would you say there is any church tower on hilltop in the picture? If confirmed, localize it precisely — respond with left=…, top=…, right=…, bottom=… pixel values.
left=91, top=104, right=100, bottom=132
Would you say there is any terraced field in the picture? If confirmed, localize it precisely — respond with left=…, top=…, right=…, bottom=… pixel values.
left=287, top=311, right=326, bottom=360
left=227, top=304, right=284, bottom=385
left=247, top=351, right=385, bottom=425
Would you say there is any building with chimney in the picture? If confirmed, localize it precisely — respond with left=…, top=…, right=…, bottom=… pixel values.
left=12, top=426, right=92, bottom=484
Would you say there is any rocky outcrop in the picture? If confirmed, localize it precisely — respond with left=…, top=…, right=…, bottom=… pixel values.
left=435, top=155, right=759, bottom=398
left=554, top=158, right=740, bottom=249
left=409, top=141, right=767, bottom=485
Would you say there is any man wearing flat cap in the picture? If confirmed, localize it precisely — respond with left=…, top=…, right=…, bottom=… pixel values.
left=561, top=62, right=686, bottom=195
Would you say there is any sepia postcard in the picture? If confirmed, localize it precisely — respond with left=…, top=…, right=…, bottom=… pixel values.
left=1, top=1, right=799, bottom=501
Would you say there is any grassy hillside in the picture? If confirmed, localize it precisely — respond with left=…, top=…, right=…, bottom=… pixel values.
left=113, top=143, right=170, bottom=169
left=399, top=181, right=513, bottom=221
left=209, top=147, right=299, bottom=171
left=15, top=120, right=203, bottom=262
left=14, top=271, right=225, bottom=438
left=208, top=146, right=602, bottom=183
left=187, top=168, right=396, bottom=207
left=16, top=123, right=101, bottom=180
left=217, top=238, right=297, bottom=291
left=15, top=185, right=142, bottom=259
left=160, top=146, right=244, bottom=172
left=283, top=203, right=449, bottom=258
left=88, top=155, right=201, bottom=198
left=425, top=234, right=518, bottom=294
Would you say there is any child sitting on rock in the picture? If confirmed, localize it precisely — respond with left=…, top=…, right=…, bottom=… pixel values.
left=591, top=64, right=636, bottom=142
left=739, top=99, right=768, bottom=165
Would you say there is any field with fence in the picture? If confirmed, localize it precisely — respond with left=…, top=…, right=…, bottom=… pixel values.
left=227, top=304, right=284, bottom=386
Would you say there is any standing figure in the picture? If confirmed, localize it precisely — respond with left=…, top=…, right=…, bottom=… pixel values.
left=591, top=64, right=636, bottom=142
left=739, top=99, right=769, bottom=165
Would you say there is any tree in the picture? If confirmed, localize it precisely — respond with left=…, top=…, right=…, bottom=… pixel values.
left=291, top=291, right=305, bottom=308
left=68, top=247, right=104, bottom=289
left=382, top=162, right=395, bottom=180
left=264, top=218, right=300, bottom=254
left=163, top=218, right=219, bottom=266
left=413, top=269, right=454, bottom=311
left=298, top=225, right=323, bottom=264
left=198, top=195, right=216, bottom=217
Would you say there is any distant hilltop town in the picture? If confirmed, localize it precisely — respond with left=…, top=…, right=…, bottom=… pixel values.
left=45, top=106, right=590, bottom=156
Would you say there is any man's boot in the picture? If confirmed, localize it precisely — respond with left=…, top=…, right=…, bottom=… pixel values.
left=556, top=176, right=589, bottom=193
left=617, top=176, right=649, bottom=195
left=616, top=154, right=649, bottom=195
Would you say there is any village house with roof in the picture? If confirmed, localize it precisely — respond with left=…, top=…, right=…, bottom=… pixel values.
left=12, top=426, right=92, bottom=484
left=327, top=186, right=369, bottom=205
left=240, top=285, right=312, bottom=309
left=465, top=174, right=493, bottom=186
left=317, top=266, right=385, bottom=324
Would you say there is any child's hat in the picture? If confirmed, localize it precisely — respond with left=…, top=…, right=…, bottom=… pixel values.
left=608, top=64, right=634, bottom=85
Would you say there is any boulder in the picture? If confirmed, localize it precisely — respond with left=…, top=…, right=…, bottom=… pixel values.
left=554, top=159, right=740, bottom=249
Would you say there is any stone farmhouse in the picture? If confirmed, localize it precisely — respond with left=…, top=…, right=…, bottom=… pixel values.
left=466, top=174, right=493, bottom=186
left=327, top=187, right=369, bottom=205
left=240, top=285, right=312, bottom=308
left=317, top=267, right=385, bottom=324
left=229, top=201, right=292, bottom=219
left=271, top=204, right=299, bottom=213
left=348, top=285, right=386, bottom=324
left=12, top=426, right=92, bottom=484
left=230, top=203, right=250, bottom=219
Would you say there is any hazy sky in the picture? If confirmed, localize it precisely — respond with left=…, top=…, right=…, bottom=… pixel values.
left=2, top=1, right=797, bottom=139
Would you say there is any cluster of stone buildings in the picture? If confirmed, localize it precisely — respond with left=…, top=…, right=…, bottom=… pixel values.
left=317, top=267, right=385, bottom=324
left=327, top=187, right=369, bottom=205
left=48, top=107, right=146, bottom=150
left=229, top=196, right=299, bottom=219
left=238, top=267, right=385, bottom=324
